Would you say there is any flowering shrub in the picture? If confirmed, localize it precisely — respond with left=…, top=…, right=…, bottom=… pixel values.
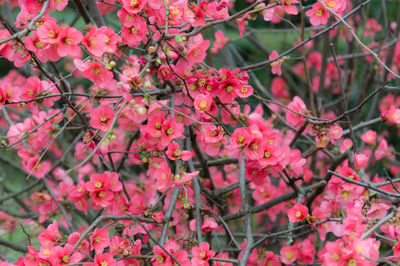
left=0, top=0, right=399, bottom=265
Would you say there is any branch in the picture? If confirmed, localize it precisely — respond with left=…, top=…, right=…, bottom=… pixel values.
left=0, top=0, right=49, bottom=45
left=242, top=0, right=372, bottom=71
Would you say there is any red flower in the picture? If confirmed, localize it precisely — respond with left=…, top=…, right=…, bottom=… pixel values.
left=121, top=0, right=147, bottom=14
left=84, top=253, right=116, bottom=266
left=89, top=105, right=115, bottom=131
left=280, top=245, right=299, bottom=265
left=194, top=93, right=213, bottom=113
left=82, top=27, right=107, bottom=57
left=160, top=117, right=184, bottom=147
left=306, top=2, right=329, bottom=26
left=90, top=228, right=110, bottom=254
left=269, top=50, right=282, bottom=76
left=288, top=203, right=309, bottom=223
left=166, top=142, right=192, bottom=161
left=57, top=26, right=82, bottom=58
left=191, top=242, right=216, bottom=266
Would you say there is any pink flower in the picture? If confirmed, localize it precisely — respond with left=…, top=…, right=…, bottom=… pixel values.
left=306, top=2, right=330, bottom=26
left=280, top=245, right=299, bottom=265
left=364, top=19, right=382, bottom=37
left=271, top=77, right=290, bottom=101
left=235, top=84, right=253, bottom=98
left=85, top=172, right=122, bottom=209
left=211, top=30, right=229, bottom=54
left=87, top=253, right=116, bottom=266
left=201, top=216, right=218, bottom=233
left=50, top=244, right=84, bottom=266
left=24, top=156, right=51, bottom=178
left=328, top=124, right=343, bottom=145
left=158, top=64, right=175, bottom=81
left=269, top=50, right=282, bottom=76
left=98, top=26, right=120, bottom=54
left=387, top=106, right=400, bottom=124
left=160, top=117, right=184, bottom=147
left=166, top=142, right=192, bottom=161
left=89, top=105, right=115, bottom=131
left=360, top=130, right=377, bottom=145
left=121, top=0, right=147, bottom=14
left=151, top=239, right=190, bottom=265
left=189, top=216, right=219, bottom=233
left=90, top=228, right=110, bottom=254
left=82, top=27, right=107, bottom=57
left=282, top=0, right=299, bottom=15
left=194, top=93, right=213, bottom=113
left=286, top=96, right=307, bottom=128
left=287, top=203, right=309, bottom=222
left=74, top=59, right=117, bottom=89
left=354, top=153, right=368, bottom=170
left=57, top=26, right=82, bottom=58
left=37, top=18, right=61, bottom=44
left=286, top=149, right=306, bottom=177
left=85, top=172, right=122, bottom=193
left=394, top=239, right=400, bottom=258
left=121, top=15, right=148, bottom=48
left=38, top=220, right=62, bottom=248
left=191, top=242, right=216, bottom=266
left=375, top=139, right=391, bottom=160
left=186, top=40, right=210, bottom=66
left=230, top=127, right=250, bottom=148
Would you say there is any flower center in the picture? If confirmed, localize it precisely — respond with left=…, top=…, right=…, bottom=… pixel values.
left=62, top=255, right=70, bottom=263
left=199, top=101, right=207, bottom=111
left=155, top=122, right=162, bottom=130
left=130, top=0, right=139, bottom=8
left=286, top=252, right=294, bottom=259
left=173, top=149, right=182, bottom=157
left=193, top=48, right=200, bottom=57
left=156, top=255, right=165, bottom=263
left=200, top=251, right=206, bottom=259
left=64, top=37, right=72, bottom=44
left=166, top=128, right=174, bottom=135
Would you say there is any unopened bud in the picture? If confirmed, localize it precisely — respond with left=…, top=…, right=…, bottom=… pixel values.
left=148, top=46, right=156, bottom=54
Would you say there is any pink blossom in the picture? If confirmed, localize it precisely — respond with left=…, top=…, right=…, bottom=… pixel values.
left=121, top=0, right=147, bottom=14
left=82, top=27, right=107, bottom=57
left=90, top=228, right=110, bottom=254
left=191, top=242, right=216, bottom=266
left=89, top=105, right=115, bottom=131
left=360, top=130, right=377, bottom=145
left=166, top=142, right=192, bottom=161
left=280, top=245, right=299, bottom=265
left=194, top=93, right=213, bottom=113
left=286, top=96, right=307, bottom=128
left=306, top=3, right=330, bottom=26
left=57, top=26, right=82, bottom=58
left=211, top=30, right=229, bottom=54
left=288, top=203, right=309, bottom=222
left=269, top=50, right=282, bottom=76
left=282, top=0, right=299, bottom=15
